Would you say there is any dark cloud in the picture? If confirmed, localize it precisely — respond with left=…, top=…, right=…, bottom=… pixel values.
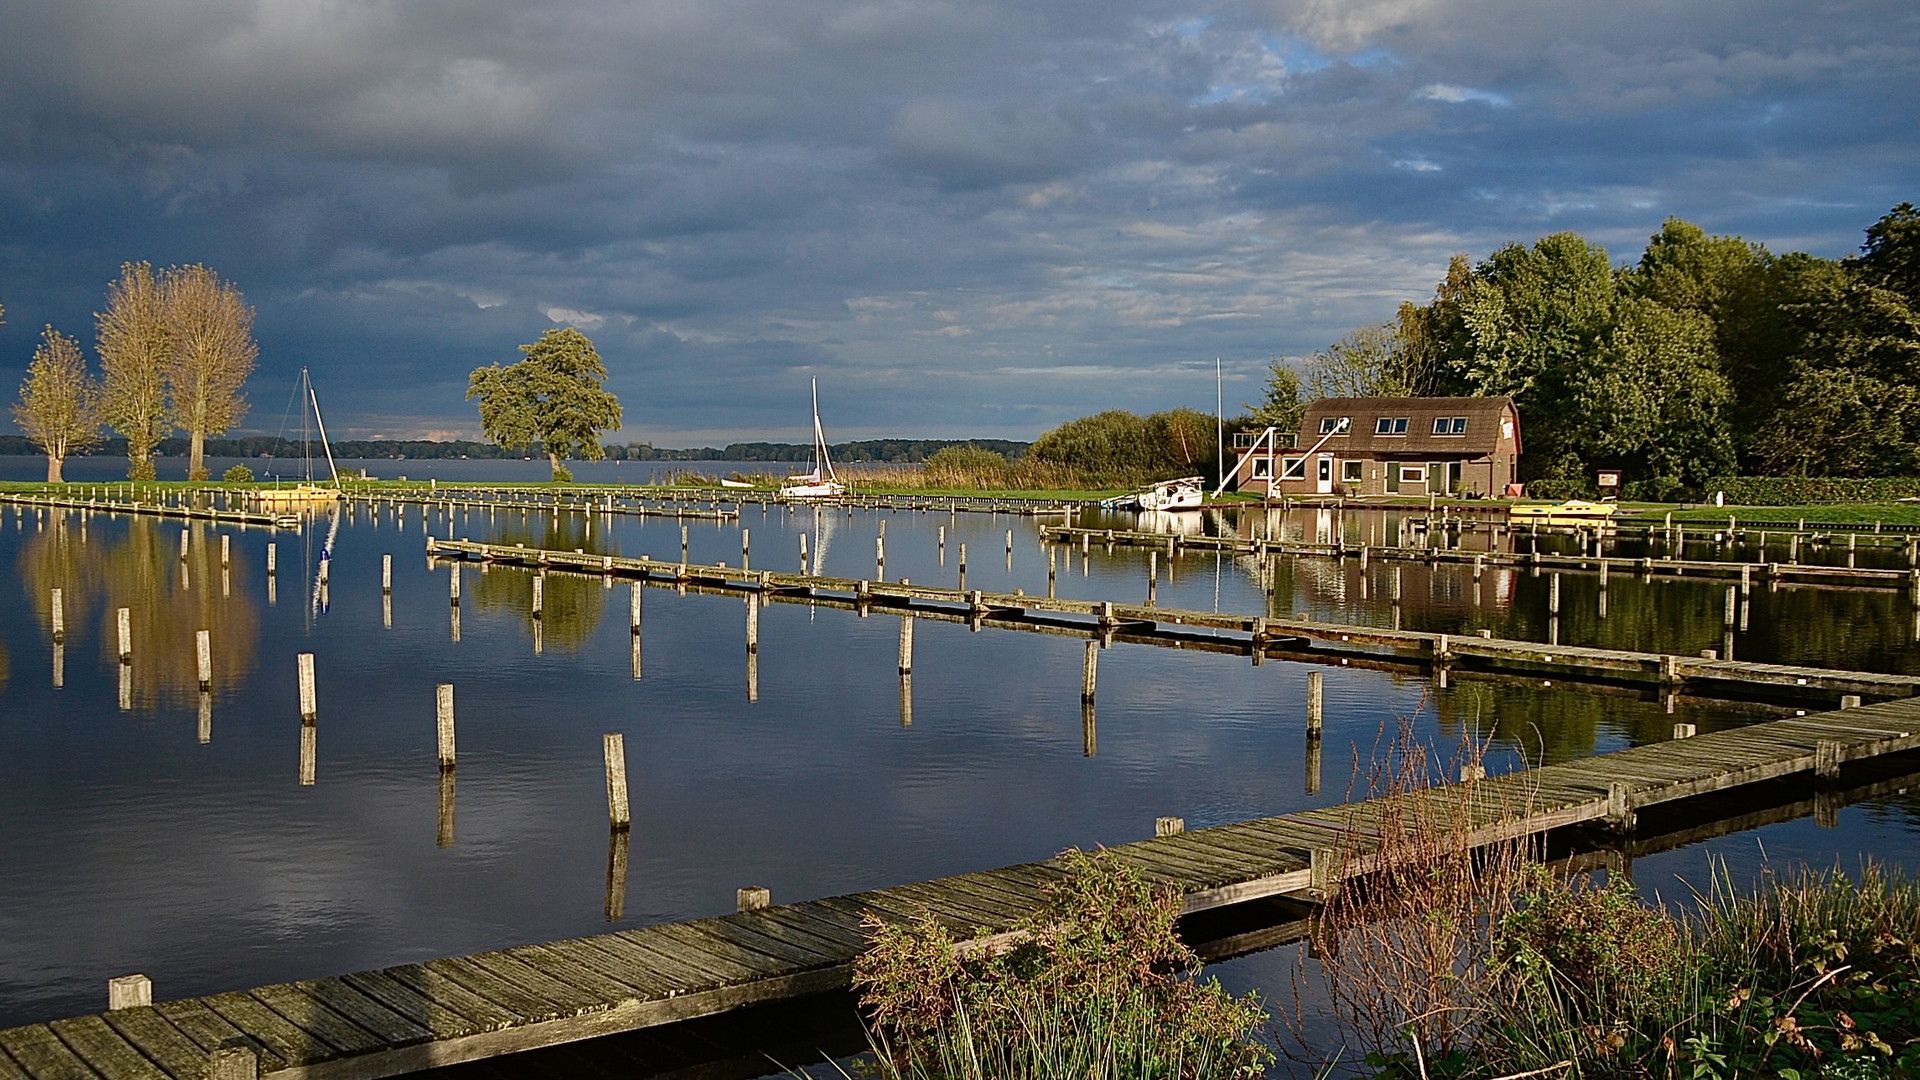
left=1, top=0, right=1915, bottom=442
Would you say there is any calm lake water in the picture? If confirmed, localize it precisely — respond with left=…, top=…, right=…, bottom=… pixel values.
left=1, top=492, right=1916, bottom=1073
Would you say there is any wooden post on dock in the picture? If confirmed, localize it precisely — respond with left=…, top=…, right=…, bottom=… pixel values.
left=1006, top=528, right=1014, bottom=566
left=1607, top=781, right=1635, bottom=831
left=196, top=630, right=212, bottom=688
left=1155, top=816, right=1185, bottom=837
left=107, top=974, right=152, bottom=1010
left=297, top=653, right=317, bottom=720
left=1310, top=847, right=1338, bottom=898
left=738, top=886, right=771, bottom=912
left=449, top=564, right=461, bottom=605
left=742, top=528, right=750, bottom=569
left=1723, top=585, right=1737, bottom=629
left=605, top=733, right=631, bottom=829
left=437, top=684, right=456, bottom=768
left=1841, top=694, right=1862, bottom=709
left=898, top=617, right=914, bottom=674
left=630, top=581, right=643, bottom=631
left=1081, top=640, right=1098, bottom=701
left=116, top=607, right=131, bottom=661
left=1816, top=740, right=1843, bottom=781
left=1673, top=723, right=1696, bottom=739
left=799, top=532, right=808, bottom=571
left=681, top=524, right=689, bottom=566
left=1549, top=573, right=1560, bottom=615
left=876, top=535, right=885, bottom=575
left=746, top=594, right=759, bottom=653
left=938, top=524, right=946, bottom=561
left=180, top=527, right=189, bottom=560
left=49, top=588, right=63, bottom=642
left=209, top=1044, right=257, bottom=1080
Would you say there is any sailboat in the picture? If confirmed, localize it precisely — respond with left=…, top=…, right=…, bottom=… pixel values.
left=256, top=368, right=343, bottom=513
left=778, top=379, right=848, bottom=499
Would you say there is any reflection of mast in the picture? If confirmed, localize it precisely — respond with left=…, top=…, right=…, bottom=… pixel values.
left=810, top=505, right=836, bottom=573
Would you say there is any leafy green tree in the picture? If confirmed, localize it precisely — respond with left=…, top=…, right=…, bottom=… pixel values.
left=1243, top=357, right=1305, bottom=434
left=14, top=327, right=102, bottom=483
left=1853, top=201, right=1920, bottom=303
left=1572, top=297, right=1734, bottom=486
left=467, top=327, right=623, bottom=481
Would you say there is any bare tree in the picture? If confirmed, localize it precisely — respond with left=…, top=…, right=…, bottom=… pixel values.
left=163, top=265, right=257, bottom=480
left=97, top=262, right=174, bottom=481
left=14, top=326, right=102, bottom=482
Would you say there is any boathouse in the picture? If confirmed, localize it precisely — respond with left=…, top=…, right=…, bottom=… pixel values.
left=1231, top=396, right=1521, bottom=498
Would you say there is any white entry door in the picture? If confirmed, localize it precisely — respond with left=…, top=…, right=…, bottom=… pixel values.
left=1316, top=454, right=1334, bottom=494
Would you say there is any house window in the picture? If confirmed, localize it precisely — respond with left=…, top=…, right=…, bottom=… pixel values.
left=1374, top=416, right=1410, bottom=435
left=1232, top=431, right=1260, bottom=449
left=1281, top=457, right=1306, bottom=479
left=1250, top=457, right=1272, bottom=479
left=1400, top=465, right=1426, bottom=484
left=1432, top=416, right=1467, bottom=435
left=1318, top=416, right=1351, bottom=435
left=1341, top=459, right=1364, bottom=482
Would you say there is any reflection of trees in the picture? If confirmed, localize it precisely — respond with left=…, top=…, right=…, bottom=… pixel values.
left=18, top=513, right=260, bottom=708
left=469, top=516, right=606, bottom=651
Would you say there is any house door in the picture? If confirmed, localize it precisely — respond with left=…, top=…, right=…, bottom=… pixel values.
left=1447, top=461, right=1463, bottom=494
left=1316, top=454, right=1333, bottom=494
left=1385, top=460, right=1400, bottom=494
left=1429, top=462, right=1446, bottom=494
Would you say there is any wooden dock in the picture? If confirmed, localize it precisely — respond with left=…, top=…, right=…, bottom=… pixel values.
left=7, top=695, right=1920, bottom=1080
left=1043, top=524, right=1920, bottom=595
left=428, top=538, right=1920, bottom=704
left=0, top=494, right=285, bottom=530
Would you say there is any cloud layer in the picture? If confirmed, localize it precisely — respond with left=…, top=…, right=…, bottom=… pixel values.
left=1, top=0, right=1915, bottom=442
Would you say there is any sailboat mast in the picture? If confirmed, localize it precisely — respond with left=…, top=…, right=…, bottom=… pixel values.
left=310, top=380, right=342, bottom=487
left=812, top=378, right=836, bottom=482
left=302, top=368, right=313, bottom=483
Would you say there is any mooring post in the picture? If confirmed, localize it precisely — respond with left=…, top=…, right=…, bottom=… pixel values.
left=449, top=564, right=461, bottom=605
left=738, top=886, right=771, bottom=912
left=1723, top=585, right=1737, bottom=629
left=297, top=652, right=317, bottom=720
left=1310, top=847, right=1338, bottom=898
left=680, top=524, right=689, bottom=566
left=433, top=683, right=456, bottom=768
left=1081, top=640, right=1098, bottom=701
left=1660, top=654, right=1680, bottom=685
left=1815, top=740, right=1843, bottom=781
left=898, top=616, right=914, bottom=674
left=746, top=594, right=759, bottom=653
left=116, top=607, right=132, bottom=661
left=605, top=733, right=631, bottom=829
left=1155, top=816, right=1185, bottom=837
left=876, top=535, right=885, bottom=575
left=532, top=574, right=544, bottom=617
left=196, top=629, right=212, bottom=688
left=107, top=974, right=152, bottom=1010
left=1607, top=781, right=1636, bottom=831
left=1673, top=722, right=1696, bottom=739
left=630, top=581, right=643, bottom=632
left=1549, top=573, right=1561, bottom=615
left=180, top=527, right=189, bottom=560
left=1841, top=694, right=1862, bottom=709
left=742, top=528, right=750, bottom=569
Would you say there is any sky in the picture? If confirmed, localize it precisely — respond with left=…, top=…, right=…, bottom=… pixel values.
left=0, top=0, right=1915, bottom=446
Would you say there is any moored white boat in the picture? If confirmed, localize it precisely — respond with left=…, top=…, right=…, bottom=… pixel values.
left=779, top=380, right=848, bottom=499
left=1509, top=499, right=1617, bottom=520
left=1104, top=476, right=1204, bottom=512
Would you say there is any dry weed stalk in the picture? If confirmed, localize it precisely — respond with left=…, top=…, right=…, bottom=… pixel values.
left=1297, top=706, right=1544, bottom=1062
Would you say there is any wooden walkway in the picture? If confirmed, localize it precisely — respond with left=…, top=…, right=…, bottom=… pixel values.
left=7, top=697, right=1920, bottom=1080
left=1044, top=524, right=1920, bottom=594
left=428, top=538, right=1920, bottom=703
left=0, top=494, right=284, bottom=530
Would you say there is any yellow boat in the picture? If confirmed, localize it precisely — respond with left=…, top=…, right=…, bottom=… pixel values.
left=254, top=484, right=341, bottom=512
left=1509, top=499, right=1618, bottom=520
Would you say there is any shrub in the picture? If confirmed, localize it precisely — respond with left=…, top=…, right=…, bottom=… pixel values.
left=1704, top=476, right=1920, bottom=505
left=222, top=464, right=254, bottom=483
left=853, top=848, right=1273, bottom=1079
left=550, top=463, right=573, bottom=483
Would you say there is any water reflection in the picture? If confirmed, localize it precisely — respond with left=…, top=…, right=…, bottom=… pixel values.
left=17, top=514, right=259, bottom=710
left=468, top=516, right=607, bottom=651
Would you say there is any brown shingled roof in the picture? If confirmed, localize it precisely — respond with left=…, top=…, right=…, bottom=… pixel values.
left=1300, top=396, right=1520, bottom=455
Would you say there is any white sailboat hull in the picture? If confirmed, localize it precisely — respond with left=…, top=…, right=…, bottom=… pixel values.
left=778, top=480, right=847, bottom=498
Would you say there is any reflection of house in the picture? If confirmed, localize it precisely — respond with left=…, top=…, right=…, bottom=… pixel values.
left=1232, top=396, right=1521, bottom=498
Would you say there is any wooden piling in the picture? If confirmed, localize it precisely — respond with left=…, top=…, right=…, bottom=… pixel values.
left=449, top=564, right=461, bottom=604
left=1842, top=694, right=1862, bottom=709
left=605, top=733, right=631, bottom=829
left=898, top=616, right=914, bottom=675
left=180, top=527, right=189, bottom=560
left=630, top=581, right=643, bottom=631
left=196, top=630, right=212, bottom=688
left=738, top=887, right=771, bottom=912
left=746, top=594, right=759, bottom=653
left=742, top=528, right=750, bottom=569
left=208, top=1045, right=258, bottom=1080
left=1816, top=740, right=1843, bottom=780
left=1549, top=573, right=1560, bottom=615
left=1155, top=816, right=1185, bottom=837
left=107, top=974, right=151, bottom=1011
left=298, top=653, right=317, bottom=720
left=1673, top=723, right=1696, bottom=739
left=1081, top=640, right=1098, bottom=701
left=49, top=588, right=63, bottom=642
left=436, top=684, right=456, bottom=768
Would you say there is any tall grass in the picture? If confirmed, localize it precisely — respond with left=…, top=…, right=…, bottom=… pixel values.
left=838, top=848, right=1273, bottom=1080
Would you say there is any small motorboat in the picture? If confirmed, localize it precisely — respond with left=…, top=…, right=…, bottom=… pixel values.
left=1509, top=499, right=1618, bottom=520
left=719, top=478, right=754, bottom=489
left=1103, top=476, right=1204, bottom=512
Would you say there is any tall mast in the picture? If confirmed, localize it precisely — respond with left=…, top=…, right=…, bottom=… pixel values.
left=811, top=378, right=836, bottom=482
left=309, top=377, right=341, bottom=487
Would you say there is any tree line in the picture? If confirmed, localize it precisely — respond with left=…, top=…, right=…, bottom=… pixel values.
left=1244, top=201, right=1920, bottom=493
left=9, top=263, right=257, bottom=482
